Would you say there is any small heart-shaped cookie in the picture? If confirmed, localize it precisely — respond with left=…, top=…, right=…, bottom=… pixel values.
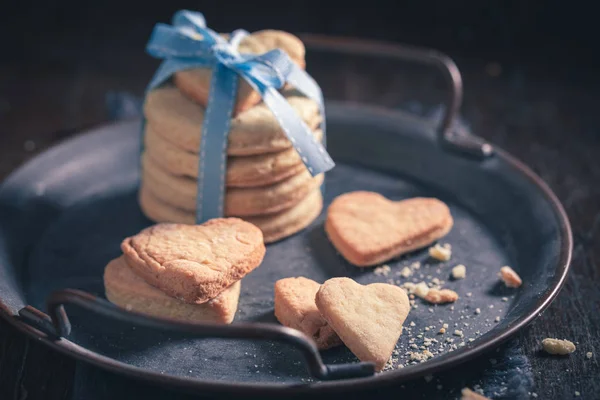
left=274, top=277, right=342, bottom=350
left=174, top=30, right=306, bottom=115
left=315, top=278, right=410, bottom=371
left=121, top=219, right=265, bottom=304
left=325, top=192, right=453, bottom=267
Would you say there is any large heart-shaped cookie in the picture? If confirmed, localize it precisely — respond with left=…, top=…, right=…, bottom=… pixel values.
left=315, top=278, right=410, bottom=371
left=174, top=30, right=306, bottom=115
left=325, top=192, right=453, bottom=267
left=121, top=219, right=265, bottom=304
left=274, top=277, right=342, bottom=350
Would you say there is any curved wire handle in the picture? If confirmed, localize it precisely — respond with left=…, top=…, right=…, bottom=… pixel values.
left=299, top=34, right=494, bottom=159
left=18, top=289, right=374, bottom=381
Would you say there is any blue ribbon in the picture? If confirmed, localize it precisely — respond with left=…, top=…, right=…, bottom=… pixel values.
left=144, top=10, right=334, bottom=222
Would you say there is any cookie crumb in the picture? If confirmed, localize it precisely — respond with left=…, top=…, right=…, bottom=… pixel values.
left=399, top=266, right=412, bottom=278
left=461, top=387, right=490, bottom=400
left=542, top=338, right=576, bottom=355
left=402, top=282, right=416, bottom=292
left=439, top=327, right=446, bottom=334
left=586, top=351, right=593, bottom=359
left=429, top=243, right=452, bottom=261
left=499, top=266, right=522, bottom=288
left=452, top=264, right=466, bottom=279
left=374, top=265, right=391, bottom=276
left=494, top=316, right=500, bottom=322
left=424, top=288, right=459, bottom=304
left=414, top=282, right=430, bottom=298
left=531, top=393, right=538, bottom=398
left=454, top=330, right=464, bottom=337
left=475, top=308, right=481, bottom=315
left=575, top=391, right=581, bottom=396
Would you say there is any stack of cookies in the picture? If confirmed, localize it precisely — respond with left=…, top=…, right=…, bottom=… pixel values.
left=103, top=219, right=266, bottom=324
left=138, top=30, right=325, bottom=243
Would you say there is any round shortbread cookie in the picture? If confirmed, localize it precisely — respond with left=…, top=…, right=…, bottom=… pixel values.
left=138, top=185, right=323, bottom=243
left=174, top=30, right=306, bottom=115
left=141, top=153, right=324, bottom=216
left=143, top=86, right=322, bottom=156
left=104, top=256, right=241, bottom=324
left=144, top=123, right=324, bottom=187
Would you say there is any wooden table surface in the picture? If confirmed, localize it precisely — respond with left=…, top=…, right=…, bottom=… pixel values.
left=1, top=3, right=599, bottom=399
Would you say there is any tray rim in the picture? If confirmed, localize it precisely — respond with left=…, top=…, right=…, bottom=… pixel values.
left=0, top=106, right=572, bottom=395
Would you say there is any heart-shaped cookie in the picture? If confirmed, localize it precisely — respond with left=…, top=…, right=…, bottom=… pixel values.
left=143, top=122, right=324, bottom=187
left=141, top=153, right=324, bottom=217
left=325, top=192, right=453, bottom=267
left=274, top=277, right=342, bottom=350
left=121, top=219, right=265, bottom=304
left=315, top=278, right=410, bottom=371
left=104, top=256, right=241, bottom=324
left=174, top=30, right=306, bottom=115
left=143, top=86, right=322, bottom=156
left=138, top=185, right=324, bottom=244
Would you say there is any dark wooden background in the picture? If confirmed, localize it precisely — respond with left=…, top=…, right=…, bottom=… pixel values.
left=0, top=1, right=599, bottom=399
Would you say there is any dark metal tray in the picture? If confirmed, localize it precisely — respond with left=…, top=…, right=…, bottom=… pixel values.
left=0, top=36, right=571, bottom=396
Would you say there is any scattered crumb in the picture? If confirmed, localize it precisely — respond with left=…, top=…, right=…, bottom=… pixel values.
left=586, top=352, right=593, bottom=359
left=452, top=264, right=466, bottom=279
left=531, top=393, right=538, bottom=398
left=403, top=282, right=416, bottom=293
left=429, top=243, right=452, bottom=261
left=542, top=338, right=576, bottom=355
left=424, top=288, right=459, bottom=304
left=501, top=297, right=508, bottom=302
left=409, top=321, right=416, bottom=327
left=374, top=265, right=391, bottom=276
left=414, top=282, right=430, bottom=298
left=466, top=292, right=472, bottom=297
left=494, top=316, right=500, bottom=322
left=400, top=266, right=412, bottom=278
left=499, top=266, right=522, bottom=288
left=454, top=330, right=464, bottom=337
left=575, top=391, right=581, bottom=397
left=409, top=350, right=434, bottom=362
left=475, top=308, right=481, bottom=315
left=461, top=387, right=490, bottom=400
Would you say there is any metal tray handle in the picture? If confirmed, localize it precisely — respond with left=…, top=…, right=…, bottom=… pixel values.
left=300, top=34, right=494, bottom=159
left=19, top=289, right=374, bottom=381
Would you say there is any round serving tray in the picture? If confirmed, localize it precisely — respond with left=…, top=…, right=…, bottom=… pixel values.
left=0, top=36, right=571, bottom=396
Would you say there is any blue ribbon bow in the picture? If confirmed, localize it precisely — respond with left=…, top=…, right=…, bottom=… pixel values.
left=144, top=10, right=335, bottom=222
